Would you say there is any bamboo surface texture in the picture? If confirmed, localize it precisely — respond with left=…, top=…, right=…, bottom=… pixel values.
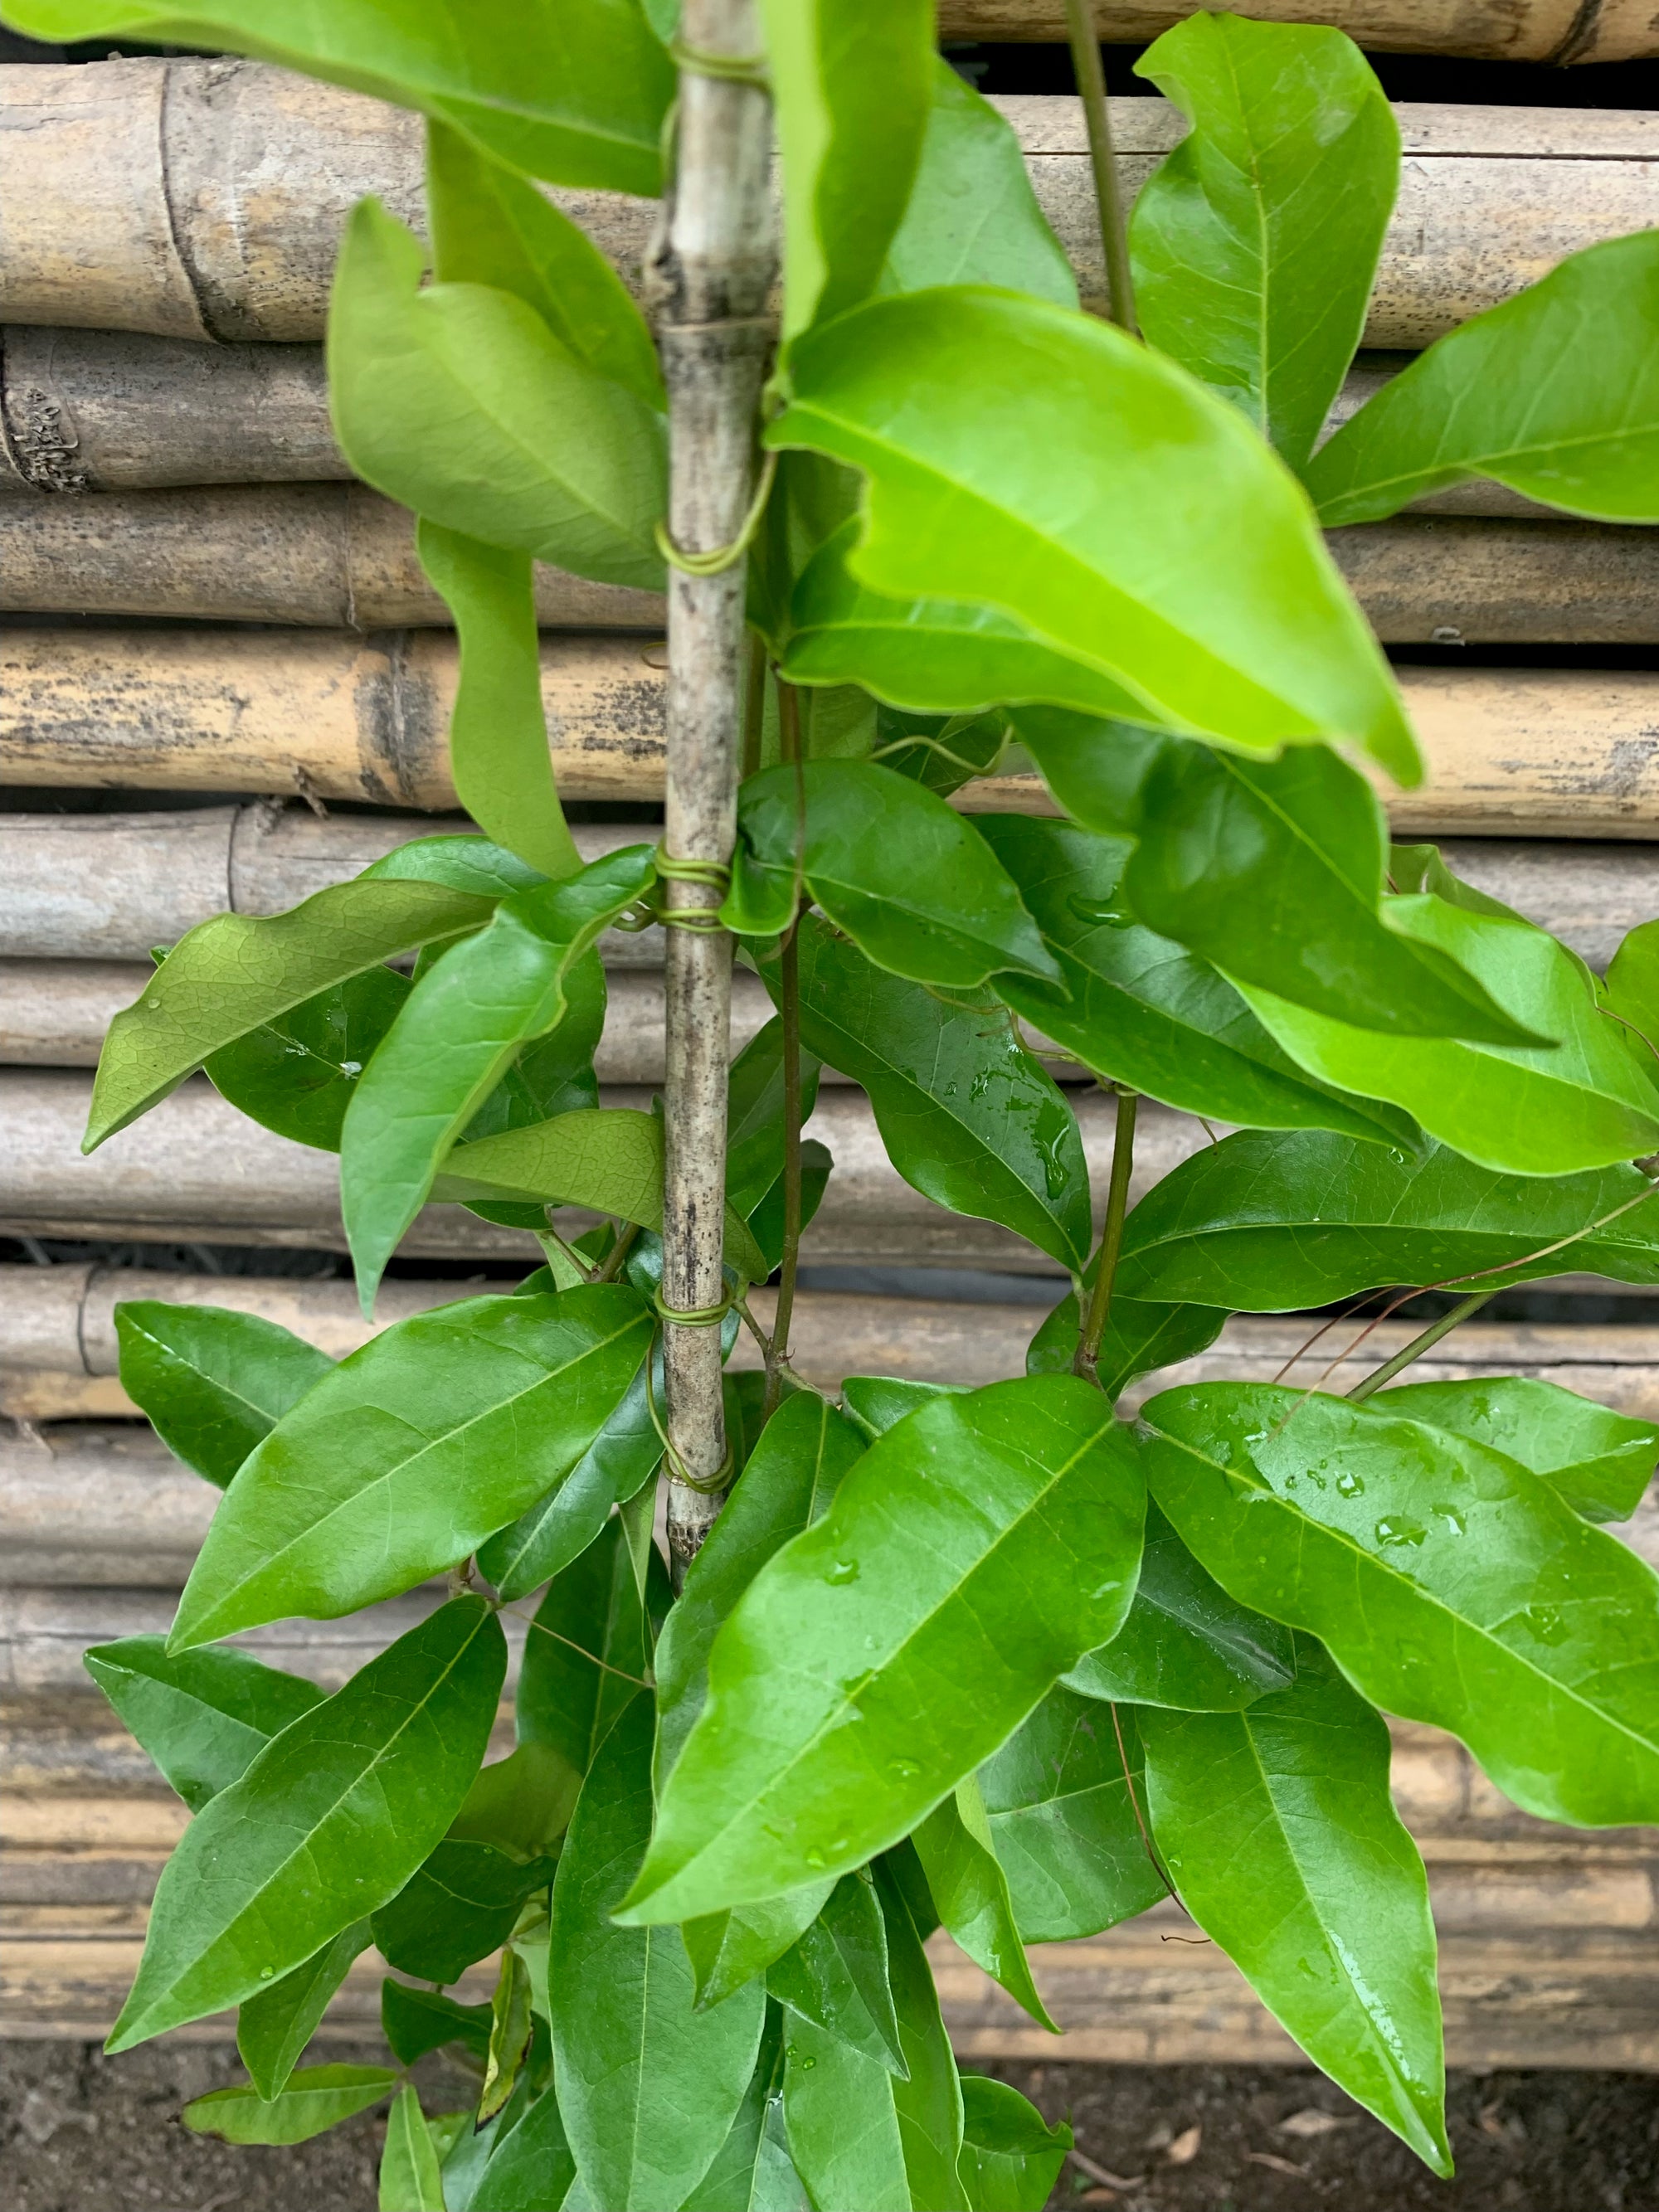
left=2, top=64, right=1654, bottom=343
left=937, top=1, right=1654, bottom=62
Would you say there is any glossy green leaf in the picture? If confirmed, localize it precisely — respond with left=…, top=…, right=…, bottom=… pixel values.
left=450, top=1742, right=583, bottom=1863
left=620, top=1376, right=1146, bottom=1923
left=957, top=2077, right=1073, bottom=2212
left=771, top=917, right=1092, bottom=1272
left=979, top=813, right=1414, bottom=1140
left=110, top=1597, right=504, bottom=2049
left=372, top=1841, right=557, bottom=1986
left=516, top=1516, right=667, bottom=1777
left=1064, top=1503, right=1297, bottom=1711
left=1142, top=1645, right=1449, bottom=2174
left=771, top=288, right=1416, bottom=780
left=171, top=1288, right=653, bottom=1646
left=727, top=1018, right=825, bottom=1218
left=876, top=1854, right=971, bottom=2212
left=469, top=2083, right=579, bottom=2212
left=1024, top=1288, right=1228, bottom=1403
left=744, top=1136, right=834, bottom=1275
left=182, top=2064, right=397, bottom=2147
left=1375, top=1377, right=1659, bottom=1524
left=550, top=1695, right=766, bottom=2211
left=114, top=1302, right=334, bottom=1490
left=759, top=0, right=934, bottom=337
left=913, top=1776, right=1057, bottom=2031
left=1141, top=1383, right=1659, bottom=1827
left=1131, top=12, right=1397, bottom=470
left=683, top=1884, right=836, bottom=2015
left=1115, top=1130, right=1659, bottom=1309
left=1306, top=232, right=1659, bottom=525
left=380, top=2084, right=446, bottom=2211
left=873, top=702, right=1011, bottom=797
left=205, top=964, right=410, bottom=1154
left=362, top=837, right=550, bottom=900
left=85, top=875, right=494, bottom=1150
left=1605, top=918, right=1659, bottom=1043
left=782, top=2015, right=908, bottom=2212
left=840, top=1375, right=968, bottom=1441
left=236, top=1923, right=370, bottom=2101
left=461, top=952, right=606, bottom=1145
left=6, top=0, right=674, bottom=191
left=766, top=1869, right=906, bottom=2074
left=682, top=2003, right=808, bottom=2212
left=977, top=1689, right=1166, bottom=1942
left=382, top=1979, right=494, bottom=2068
left=329, top=202, right=665, bottom=591
left=84, top=1635, right=324, bottom=1812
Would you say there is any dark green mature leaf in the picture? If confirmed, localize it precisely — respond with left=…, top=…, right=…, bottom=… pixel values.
left=876, top=1854, right=971, bottom=2212
left=517, top=1516, right=669, bottom=1777
left=85, top=877, right=495, bottom=1149
left=1065, top=1504, right=1297, bottom=1711
left=1115, top=1130, right=1659, bottom=1309
left=683, top=1884, right=835, bottom=2016
left=1306, top=232, right=1659, bottom=525
left=329, top=202, right=665, bottom=591
left=1024, top=1288, right=1228, bottom=1402
left=382, top=1980, right=494, bottom=2068
left=110, top=1597, right=504, bottom=2049
left=1141, top=1385, right=1659, bottom=1828
left=841, top=1376, right=968, bottom=1440
left=977, top=1689, right=1166, bottom=1942
left=182, top=2064, right=397, bottom=2147
left=1375, top=1377, right=1659, bottom=1524
left=767, top=1870, right=905, bottom=2076
left=745, top=1138, right=834, bottom=1274
left=114, top=1304, right=334, bottom=1490
left=379, top=2083, right=446, bottom=2211
left=1142, top=1645, right=1449, bottom=2174
left=550, top=1695, right=766, bottom=2210
left=957, top=2076, right=1073, bottom=2212
left=461, top=951, right=606, bottom=1143
left=1131, top=12, right=1397, bottom=470
left=469, top=2083, right=579, bottom=2212
left=372, top=1841, right=557, bottom=1986
left=450, top=1741, right=582, bottom=1862
left=727, top=1018, right=825, bottom=1218
left=682, top=2003, right=808, bottom=2212
left=236, top=1924, right=371, bottom=2100
left=171, top=1288, right=653, bottom=1646
left=978, top=813, right=1412, bottom=1140
left=771, top=918, right=1092, bottom=1273
left=362, top=837, right=550, bottom=900
left=873, top=702, right=1011, bottom=797
left=620, top=1377, right=1146, bottom=1924
left=782, top=2014, right=908, bottom=2212
left=5, top=0, right=674, bottom=191
left=771, top=289, right=1416, bottom=780
left=84, top=1636, right=324, bottom=1812
left=913, top=1777, right=1057, bottom=2031
left=205, top=965, right=410, bottom=1154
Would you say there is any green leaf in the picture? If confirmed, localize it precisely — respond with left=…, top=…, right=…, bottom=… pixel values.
left=109, top=1597, right=504, bottom=2050
left=1064, top=1504, right=1297, bottom=1712
left=469, top=2084, right=579, bottom=2212
left=380, top=2084, right=446, bottom=2211
left=479, top=1945, right=536, bottom=2124
left=957, top=2076, right=1073, bottom=2212
left=727, top=1018, right=825, bottom=1218
left=771, top=917, right=1092, bottom=1273
left=978, top=813, right=1414, bottom=1140
left=462, top=952, right=607, bottom=1143
left=875, top=1853, right=971, bottom=2212
left=1024, top=1289, right=1228, bottom=1403
left=770, top=288, right=1416, bottom=781
left=372, top=1841, right=557, bottom=1986
left=451, top=1743, right=583, bottom=1862
left=382, top=1979, right=494, bottom=2068
left=873, top=702, right=1011, bottom=797
left=1606, top=918, right=1659, bottom=1044
left=766, top=1870, right=906, bottom=2074
left=516, top=1516, right=667, bottom=1777
left=83, top=1635, right=324, bottom=1812
left=5, top=0, right=674, bottom=191
left=1140, top=1384, right=1659, bottom=1828
left=879, top=58, right=1076, bottom=306
left=683, top=1885, right=836, bottom=2015
left=363, top=838, right=550, bottom=900
left=1141, top=1644, right=1449, bottom=2175
left=114, top=1301, right=334, bottom=1490
left=840, top=1376, right=969, bottom=1441
left=328, top=202, right=665, bottom=592
left=977, top=1689, right=1166, bottom=1942
left=744, top=1138, right=834, bottom=1275
left=236, top=1923, right=371, bottom=2101
left=1131, top=12, right=1398, bottom=471
left=682, top=2003, right=808, bottom=2212
left=759, top=0, right=935, bottom=337
left=342, top=850, right=651, bottom=1304
left=85, top=875, right=495, bottom=1150
left=1305, top=233, right=1659, bottom=525
left=782, top=2015, right=908, bottom=2212
left=1115, top=1130, right=1659, bottom=1309
left=619, top=1376, right=1146, bottom=1924
left=550, top=1695, right=767, bottom=2211
left=182, top=2064, right=397, bottom=2147
left=205, top=964, right=411, bottom=1154
left=912, top=1776, right=1058, bottom=2031
left=1374, top=1377, right=1659, bottom=1524
left=170, top=1288, right=654, bottom=1646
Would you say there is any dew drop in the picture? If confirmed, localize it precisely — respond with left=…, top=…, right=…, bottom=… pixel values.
left=804, top=1848, right=826, bottom=1870
left=340, top=1059, right=362, bottom=1077
left=890, top=1757, right=922, bottom=1782
left=825, top=1558, right=859, bottom=1587
left=259, top=1966, right=274, bottom=1980
left=1374, top=1515, right=1426, bottom=1548
left=1335, top=1471, right=1364, bottom=1499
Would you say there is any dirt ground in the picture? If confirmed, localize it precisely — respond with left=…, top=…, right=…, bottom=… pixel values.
left=4, top=2039, right=1655, bottom=2210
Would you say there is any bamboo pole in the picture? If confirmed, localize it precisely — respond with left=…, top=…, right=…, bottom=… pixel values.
left=940, top=1, right=1653, bottom=63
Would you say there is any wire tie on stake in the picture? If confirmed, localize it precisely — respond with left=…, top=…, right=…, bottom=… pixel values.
left=655, top=447, right=777, bottom=576
left=644, top=1322, right=736, bottom=1495
left=654, top=842, right=732, bottom=934
left=669, top=36, right=771, bottom=88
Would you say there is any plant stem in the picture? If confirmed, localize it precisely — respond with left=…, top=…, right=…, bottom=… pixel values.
left=649, top=0, right=776, bottom=1584
left=742, top=628, right=767, bottom=780
left=591, top=1220, right=641, bottom=1285
left=1073, top=1088, right=1138, bottom=1386
left=763, top=678, right=806, bottom=1418
left=1063, top=0, right=1138, bottom=333
left=1345, top=1289, right=1496, bottom=1401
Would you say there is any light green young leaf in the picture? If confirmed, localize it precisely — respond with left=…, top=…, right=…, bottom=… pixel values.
left=110, top=1597, right=504, bottom=2050
left=170, top=1288, right=653, bottom=1646
left=183, top=2064, right=397, bottom=2147
left=1306, top=232, right=1659, bottom=525
left=766, top=1869, right=907, bottom=2075
left=329, top=202, right=665, bottom=591
left=380, top=2084, right=447, bottom=2211
left=237, top=1923, right=372, bottom=2101
left=1375, top=1376, right=1659, bottom=1524
left=362, top=837, right=551, bottom=900
left=912, top=1776, right=1058, bottom=2031
left=114, top=1303, right=334, bottom=1490
left=771, top=289, right=1417, bottom=781
left=205, top=964, right=411, bottom=1155
left=1605, top=918, right=1659, bottom=1045
left=83, top=1636, right=324, bottom=1813
left=516, top=1516, right=668, bottom=1777
left=957, top=2075, right=1073, bottom=2212
left=1131, top=12, right=1398, bottom=470
left=1142, top=1645, right=1449, bottom=2175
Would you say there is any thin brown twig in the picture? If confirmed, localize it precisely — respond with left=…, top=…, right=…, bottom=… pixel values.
left=1108, top=1702, right=1186, bottom=1913
left=503, top=1607, right=654, bottom=1689
left=591, top=1219, right=642, bottom=1285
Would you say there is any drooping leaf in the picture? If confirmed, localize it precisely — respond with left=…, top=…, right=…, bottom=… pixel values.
left=1131, top=12, right=1398, bottom=470
left=1140, top=1384, right=1659, bottom=1827
left=170, top=1289, right=654, bottom=1646
left=1141, top=1644, right=1450, bottom=2174
left=469, top=2083, right=580, bottom=2212
left=770, top=288, right=1417, bottom=780
left=382, top=1979, right=494, bottom=2068
left=782, top=2015, right=908, bottom=2212
left=766, top=1869, right=906, bottom=2074
left=744, top=1136, right=834, bottom=1274
left=1305, top=232, right=1659, bottom=525
left=957, top=2076, right=1072, bottom=2212
left=1024, top=1288, right=1228, bottom=1403
left=236, top=1923, right=371, bottom=2101
left=83, top=1635, right=324, bottom=1812
left=1374, top=1376, right=1659, bottom=1524
left=182, top=2064, right=397, bottom=2147
left=114, top=1303, right=335, bottom=1490
left=912, top=1776, right=1057, bottom=2031
left=380, top=2084, right=447, bottom=2211
left=516, top=1516, right=669, bottom=1777
left=875, top=1853, right=971, bottom=2212
left=372, top=1841, right=557, bottom=1986
left=479, top=1945, right=536, bottom=2124
left=550, top=1695, right=766, bottom=2211
left=619, top=1377, right=1146, bottom=1924
left=682, top=2003, right=808, bottom=2212
left=461, top=952, right=607, bottom=1143
left=109, top=1597, right=504, bottom=2049
left=726, top=1017, right=825, bottom=1218
left=205, top=965, right=411, bottom=1154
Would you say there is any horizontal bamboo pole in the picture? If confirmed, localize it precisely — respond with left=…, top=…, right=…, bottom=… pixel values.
left=2, top=62, right=1654, bottom=344
left=939, top=1, right=1652, bottom=64
left=5, top=628, right=1658, bottom=837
